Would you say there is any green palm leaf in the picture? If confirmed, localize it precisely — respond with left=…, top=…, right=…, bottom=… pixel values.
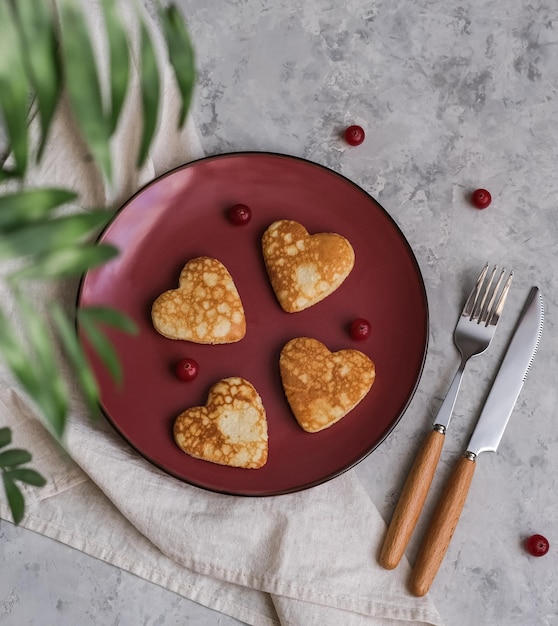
left=78, top=312, right=123, bottom=385
left=51, top=301, right=100, bottom=416
left=10, top=244, right=119, bottom=282
left=100, top=0, right=131, bottom=135
left=4, top=468, right=46, bottom=487
left=0, top=307, right=42, bottom=400
left=11, top=0, right=61, bottom=159
left=2, top=473, right=24, bottom=524
left=0, top=427, right=12, bottom=449
left=79, top=306, right=138, bottom=335
left=160, top=5, right=196, bottom=127
left=0, top=448, right=32, bottom=468
left=0, top=168, right=21, bottom=183
left=0, top=3, right=30, bottom=176
left=77, top=307, right=138, bottom=387
left=58, top=0, right=111, bottom=181
left=0, top=210, right=113, bottom=261
left=15, top=290, right=69, bottom=438
left=0, top=188, right=77, bottom=230
left=137, top=19, right=161, bottom=167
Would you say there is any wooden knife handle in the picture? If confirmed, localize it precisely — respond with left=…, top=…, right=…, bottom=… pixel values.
left=379, top=428, right=445, bottom=570
left=410, top=455, right=477, bottom=596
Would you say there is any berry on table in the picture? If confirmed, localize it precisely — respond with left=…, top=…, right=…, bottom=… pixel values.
left=344, top=125, right=365, bottom=146
left=228, top=204, right=252, bottom=225
left=525, top=534, right=549, bottom=557
left=350, top=318, right=371, bottom=340
left=471, top=188, right=492, bottom=209
left=175, top=358, right=199, bottom=382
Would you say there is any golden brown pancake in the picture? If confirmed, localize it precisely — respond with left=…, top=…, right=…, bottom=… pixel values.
left=279, top=337, right=375, bottom=432
left=151, top=257, right=246, bottom=344
left=173, top=377, right=268, bottom=469
left=261, top=220, right=355, bottom=312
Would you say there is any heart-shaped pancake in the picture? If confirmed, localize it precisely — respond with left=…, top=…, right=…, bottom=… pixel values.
left=151, top=257, right=246, bottom=344
left=262, top=220, right=355, bottom=312
left=173, top=377, right=268, bottom=468
left=279, top=337, right=375, bottom=432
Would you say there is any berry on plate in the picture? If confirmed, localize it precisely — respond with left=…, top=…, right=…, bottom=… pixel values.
left=350, top=318, right=371, bottom=340
left=228, top=204, right=252, bottom=225
left=175, top=358, right=199, bottom=382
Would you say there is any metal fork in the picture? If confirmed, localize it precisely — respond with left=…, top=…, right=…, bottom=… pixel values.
left=379, top=263, right=513, bottom=570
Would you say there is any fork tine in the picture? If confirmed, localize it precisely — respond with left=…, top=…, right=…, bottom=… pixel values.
left=487, top=270, right=513, bottom=326
left=464, top=264, right=513, bottom=326
left=473, top=265, right=497, bottom=321
left=462, top=263, right=489, bottom=317
left=480, top=268, right=505, bottom=324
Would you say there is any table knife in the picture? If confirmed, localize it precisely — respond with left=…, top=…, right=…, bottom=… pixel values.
left=409, top=286, right=544, bottom=597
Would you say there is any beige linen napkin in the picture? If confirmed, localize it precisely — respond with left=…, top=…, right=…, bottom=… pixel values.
left=0, top=2, right=443, bottom=624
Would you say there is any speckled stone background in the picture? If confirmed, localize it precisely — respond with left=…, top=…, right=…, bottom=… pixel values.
left=2, top=0, right=558, bottom=625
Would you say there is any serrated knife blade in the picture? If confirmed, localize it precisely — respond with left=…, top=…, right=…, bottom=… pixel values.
left=467, top=285, right=544, bottom=456
left=410, top=286, right=544, bottom=597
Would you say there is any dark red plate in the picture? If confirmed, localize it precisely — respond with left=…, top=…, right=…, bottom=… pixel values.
left=77, top=152, right=428, bottom=495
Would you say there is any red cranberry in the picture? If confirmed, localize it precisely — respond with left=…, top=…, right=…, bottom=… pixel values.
left=175, top=358, right=199, bottom=382
left=350, top=318, right=371, bottom=340
left=228, top=204, right=252, bottom=225
left=471, top=188, right=492, bottom=209
left=344, top=125, right=365, bottom=146
left=525, top=534, right=549, bottom=557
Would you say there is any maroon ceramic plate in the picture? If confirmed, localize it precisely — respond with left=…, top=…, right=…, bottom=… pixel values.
left=78, top=152, right=428, bottom=495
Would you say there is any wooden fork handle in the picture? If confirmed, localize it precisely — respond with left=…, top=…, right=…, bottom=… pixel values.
left=410, top=455, right=477, bottom=596
left=379, top=428, right=445, bottom=570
